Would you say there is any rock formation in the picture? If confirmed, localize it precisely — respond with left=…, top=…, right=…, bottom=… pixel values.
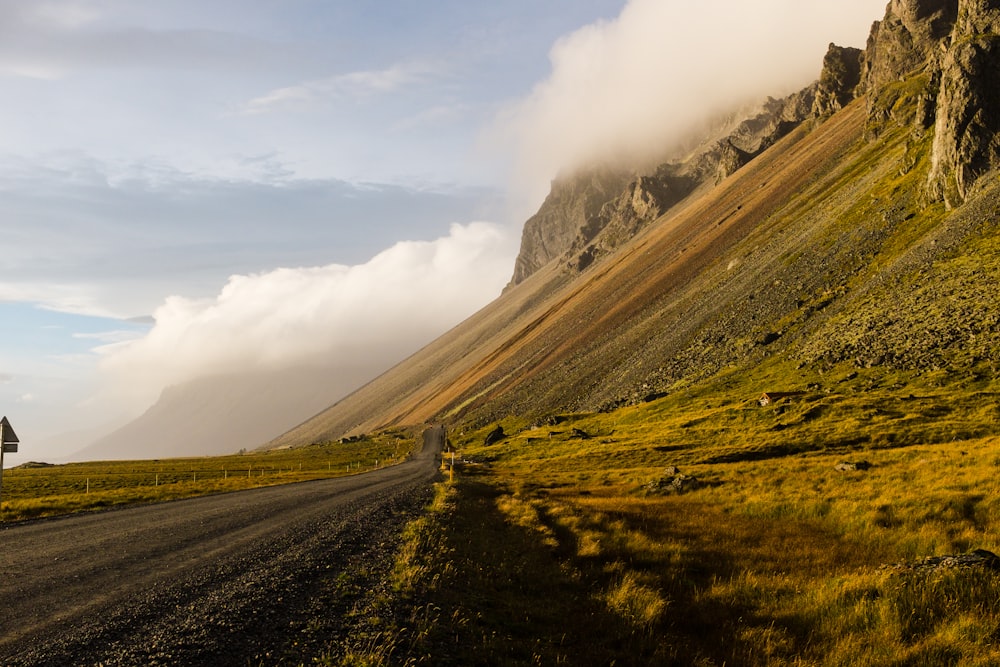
left=926, top=0, right=1000, bottom=206
left=508, top=0, right=1000, bottom=290
left=509, top=168, right=632, bottom=286
left=860, top=0, right=1000, bottom=207
left=812, top=44, right=864, bottom=116
left=507, top=83, right=826, bottom=287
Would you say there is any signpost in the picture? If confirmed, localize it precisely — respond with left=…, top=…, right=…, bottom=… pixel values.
left=0, top=416, right=20, bottom=508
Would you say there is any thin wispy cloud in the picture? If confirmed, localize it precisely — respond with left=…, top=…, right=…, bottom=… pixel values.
left=4, top=2, right=100, bottom=30
left=241, top=61, right=442, bottom=115
left=0, top=283, right=120, bottom=319
left=72, top=330, right=145, bottom=345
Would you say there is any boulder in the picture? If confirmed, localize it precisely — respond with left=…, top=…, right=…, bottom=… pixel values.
left=835, top=460, right=873, bottom=471
left=645, top=469, right=701, bottom=494
left=886, top=548, right=1000, bottom=572
left=484, top=425, right=506, bottom=446
left=671, top=474, right=702, bottom=492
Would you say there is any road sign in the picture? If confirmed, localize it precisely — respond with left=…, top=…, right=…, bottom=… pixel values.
left=1, top=416, right=19, bottom=445
left=1, top=416, right=20, bottom=507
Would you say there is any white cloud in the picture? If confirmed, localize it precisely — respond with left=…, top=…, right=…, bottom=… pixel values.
left=241, top=61, right=441, bottom=115
left=0, top=154, right=499, bottom=318
left=72, top=330, right=144, bottom=345
left=491, top=0, right=886, bottom=205
left=98, top=222, right=516, bottom=411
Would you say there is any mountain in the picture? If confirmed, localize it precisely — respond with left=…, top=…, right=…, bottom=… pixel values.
left=75, top=365, right=373, bottom=460
left=268, top=0, right=1000, bottom=448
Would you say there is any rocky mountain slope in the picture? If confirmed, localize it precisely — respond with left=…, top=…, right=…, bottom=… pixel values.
left=507, top=42, right=863, bottom=289
left=268, top=0, right=1000, bottom=449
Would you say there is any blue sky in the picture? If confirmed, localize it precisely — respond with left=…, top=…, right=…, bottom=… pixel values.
left=0, top=0, right=886, bottom=461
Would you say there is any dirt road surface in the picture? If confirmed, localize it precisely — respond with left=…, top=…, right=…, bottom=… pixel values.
left=0, top=427, right=444, bottom=666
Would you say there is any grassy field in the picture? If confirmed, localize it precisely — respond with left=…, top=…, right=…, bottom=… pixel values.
left=360, top=369, right=1000, bottom=666
left=0, top=428, right=418, bottom=523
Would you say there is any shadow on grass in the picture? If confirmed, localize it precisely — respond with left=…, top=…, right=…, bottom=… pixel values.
left=553, top=494, right=888, bottom=666
left=413, top=479, right=677, bottom=666
left=534, top=496, right=758, bottom=666
left=418, top=472, right=892, bottom=666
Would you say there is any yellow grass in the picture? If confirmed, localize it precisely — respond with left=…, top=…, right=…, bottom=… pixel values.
left=0, top=428, right=418, bottom=522
left=419, top=376, right=1000, bottom=664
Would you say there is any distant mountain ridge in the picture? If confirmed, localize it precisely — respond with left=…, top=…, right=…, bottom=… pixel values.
left=267, top=0, right=1000, bottom=449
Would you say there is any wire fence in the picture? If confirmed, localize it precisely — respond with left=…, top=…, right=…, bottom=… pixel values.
left=1, top=457, right=399, bottom=500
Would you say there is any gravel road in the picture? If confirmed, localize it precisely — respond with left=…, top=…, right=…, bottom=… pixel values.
left=0, top=427, right=444, bottom=666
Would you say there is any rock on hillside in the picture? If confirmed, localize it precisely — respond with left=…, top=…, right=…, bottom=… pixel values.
left=812, top=44, right=864, bottom=116
left=861, top=0, right=957, bottom=101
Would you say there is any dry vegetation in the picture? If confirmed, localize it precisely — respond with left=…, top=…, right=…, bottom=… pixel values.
left=358, top=368, right=1000, bottom=666
left=0, top=429, right=415, bottom=523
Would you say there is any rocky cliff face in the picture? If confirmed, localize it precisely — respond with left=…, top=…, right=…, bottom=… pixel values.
left=509, top=168, right=632, bottom=285
left=508, top=0, right=1000, bottom=288
left=508, top=42, right=863, bottom=288
left=813, top=44, right=864, bottom=116
left=927, top=0, right=1000, bottom=206
left=862, top=0, right=1000, bottom=207
left=565, top=173, right=692, bottom=272
left=507, top=85, right=830, bottom=287
left=862, top=0, right=957, bottom=100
